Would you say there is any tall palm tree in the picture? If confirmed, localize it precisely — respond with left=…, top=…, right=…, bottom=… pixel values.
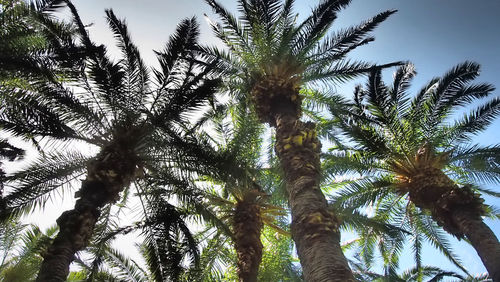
left=204, top=106, right=269, bottom=281
left=1, top=1, right=219, bottom=280
left=203, top=0, right=400, bottom=279
left=167, top=101, right=285, bottom=281
left=322, top=62, right=500, bottom=280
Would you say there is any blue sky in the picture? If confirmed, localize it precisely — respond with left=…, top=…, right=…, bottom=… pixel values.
left=60, top=0, right=500, bottom=277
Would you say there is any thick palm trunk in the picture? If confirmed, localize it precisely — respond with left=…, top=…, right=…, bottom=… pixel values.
left=250, top=76, right=353, bottom=280
left=275, top=114, right=354, bottom=282
left=36, top=145, right=137, bottom=281
left=233, top=198, right=263, bottom=282
left=407, top=168, right=500, bottom=281
left=453, top=209, right=500, bottom=282
left=36, top=196, right=100, bottom=281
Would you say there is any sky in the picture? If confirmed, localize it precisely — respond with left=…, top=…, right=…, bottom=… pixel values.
left=14, top=0, right=500, bottom=278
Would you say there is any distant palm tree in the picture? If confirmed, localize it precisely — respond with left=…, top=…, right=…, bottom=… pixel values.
left=197, top=107, right=286, bottom=281
left=140, top=100, right=283, bottom=281
left=322, top=62, right=500, bottom=280
left=1, top=1, right=219, bottom=280
left=203, top=0, right=400, bottom=279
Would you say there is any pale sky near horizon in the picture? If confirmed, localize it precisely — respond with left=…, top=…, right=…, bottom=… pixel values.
left=12, top=0, right=500, bottom=278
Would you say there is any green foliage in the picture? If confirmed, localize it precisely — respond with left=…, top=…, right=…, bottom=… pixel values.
left=2, top=0, right=497, bottom=280
left=203, top=0, right=401, bottom=101
left=0, top=0, right=220, bottom=226
left=258, top=226, right=302, bottom=281
left=0, top=221, right=57, bottom=281
left=317, top=62, right=499, bottom=276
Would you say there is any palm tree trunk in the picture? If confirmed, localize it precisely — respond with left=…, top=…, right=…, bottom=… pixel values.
left=408, top=169, right=500, bottom=281
left=275, top=114, right=354, bottom=282
left=452, top=209, right=500, bottom=282
left=233, top=198, right=263, bottom=282
left=36, top=147, right=137, bottom=281
left=36, top=197, right=99, bottom=281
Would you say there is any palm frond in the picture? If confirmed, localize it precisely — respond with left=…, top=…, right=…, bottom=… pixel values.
left=309, top=9, right=396, bottom=63
left=449, top=144, right=500, bottom=184
left=305, top=59, right=402, bottom=85
left=331, top=176, right=395, bottom=209
left=425, top=62, right=484, bottom=127
left=2, top=151, right=89, bottom=220
left=105, top=9, right=149, bottom=113
left=100, top=246, right=148, bottom=282
left=413, top=214, right=469, bottom=274
left=292, top=0, right=351, bottom=57
left=0, top=87, right=76, bottom=140
left=204, top=0, right=251, bottom=53
left=449, top=97, right=500, bottom=142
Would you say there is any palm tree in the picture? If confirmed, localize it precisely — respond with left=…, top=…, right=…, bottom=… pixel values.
left=203, top=108, right=269, bottom=281
left=1, top=1, right=219, bottom=280
left=322, top=62, right=500, bottom=280
left=178, top=104, right=285, bottom=281
left=203, top=0, right=400, bottom=279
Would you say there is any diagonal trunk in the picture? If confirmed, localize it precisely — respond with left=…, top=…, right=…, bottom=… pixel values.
left=36, top=197, right=99, bottom=281
left=233, top=197, right=263, bottom=282
left=453, top=209, right=500, bottom=282
left=36, top=144, right=137, bottom=282
left=407, top=168, right=500, bottom=281
left=275, top=114, right=354, bottom=282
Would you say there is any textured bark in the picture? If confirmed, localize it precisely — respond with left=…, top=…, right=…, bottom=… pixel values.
left=251, top=75, right=302, bottom=126
left=233, top=196, right=263, bottom=282
left=453, top=209, right=500, bottom=282
left=406, top=168, right=500, bottom=281
left=36, top=200, right=99, bottom=281
left=36, top=139, right=138, bottom=281
left=275, top=114, right=354, bottom=282
left=250, top=75, right=353, bottom=280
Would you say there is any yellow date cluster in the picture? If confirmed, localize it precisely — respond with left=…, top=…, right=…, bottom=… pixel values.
left=281, top=128, right=318, bottom=151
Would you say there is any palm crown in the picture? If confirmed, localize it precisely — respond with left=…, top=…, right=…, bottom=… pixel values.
left=203, top=1, right=403, bottom=279
left=204, top=0, right=400, bottom=124
left=323, top=61, right=500, bottom=279
left=325, top=62, right=499, bottom=212
left=1, top=5, right=218, bottom=218
left=1, top=1, right=221, bottom=280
